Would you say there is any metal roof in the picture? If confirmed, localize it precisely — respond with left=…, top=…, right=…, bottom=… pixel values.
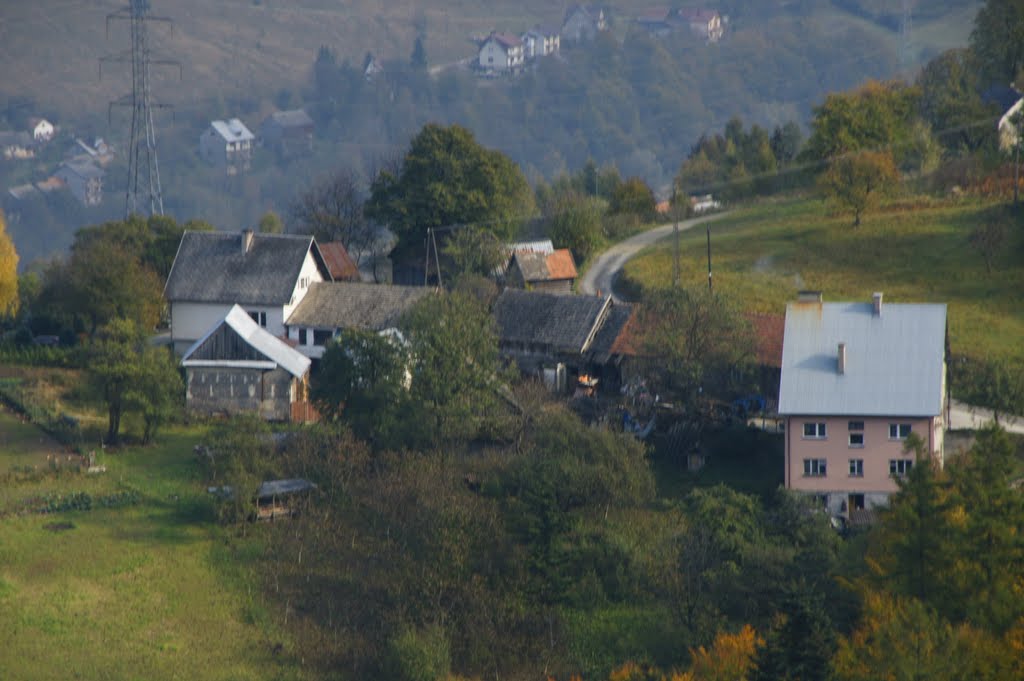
left=778, top=299, right=946, bottom=417
left=256, top=478, right=316, bottom=499
left=181, top=305, right=311, bottom=379
left=210, top=118, right=255, bottom=142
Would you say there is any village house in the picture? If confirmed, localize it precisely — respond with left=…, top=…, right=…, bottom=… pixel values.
left=998, top=96, right=1023, bottom=152
left=258, top=109, right=314, bottom=157
left=562, top=5, right=607, bottom=43
left=0, top=131, right=35, bottom=160
left=28, top=117, right=55, bottom=142
left=181, top=305, right=315, bottom=422
left=54, top=156, right=104, bottom=206
left=478, top=32, right=526, bottom=74
left=778, top=291, right=948, bottom=519
left=636, top=7, right=676, bottom=37
left=284, top=281, right=434, bottom=360
left=363, top=53, right=385, bottom=81
left=163, top=229, right=332, bottom=354
left=199, top=118, right=255, bottom=175
left=521, top=26, right=561, bottom=59
left=505, top=248, right=578, bottom=294
left=678, top=8, right=724, bottom=42
left=492, top=289, right=636, bottom=393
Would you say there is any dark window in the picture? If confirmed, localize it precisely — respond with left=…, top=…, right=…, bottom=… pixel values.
left=803, top=422, right=826, bottom=438
left=313, top=329, right=333, bottom=345
left=890, top=459, right=914, bottom=477
left=803, top=459, right=827, bottom=477
left=848, top=421, right=864, bottom=431
left=889, top=423, right=912, bottom=439
left=298, top=329, right=307, bottom=345
left=849, top=459, right=864, bottom=476
left=849, top=433, right=864, bottom=447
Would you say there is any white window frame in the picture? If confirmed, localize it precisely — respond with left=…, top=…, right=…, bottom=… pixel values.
left=849, top=459, right=864, bottom=477
left=889, top=459, right=914, bottom=477
left=889, top=423, right=912, bottom=440
left=803, top=458, right=827, bottom=477
left=803, top=422, right=827, bottom=439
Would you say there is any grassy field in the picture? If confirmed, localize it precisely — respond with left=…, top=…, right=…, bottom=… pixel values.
left=0, top=393, right=304, bottom=680
left=620, top=195, right=1024, bottom=365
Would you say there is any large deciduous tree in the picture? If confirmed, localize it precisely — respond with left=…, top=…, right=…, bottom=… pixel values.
left=819, top=150, right=899, bottom=227
left=917, top=49, right=992, bottom=152
left=0, top=209, right=19, bottom=318
left=366, top=124, right=535, bottom=248
left=289, top=169, right=377, bottom=264
left=970, top=0, right=1024, bottom=86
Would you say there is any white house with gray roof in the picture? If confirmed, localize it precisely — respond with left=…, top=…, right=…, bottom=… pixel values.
left=200, top=118, right=255, bottom=175
left=164, top=230, right=332, bottom=354
left=778, top=291, right=948, bottom=518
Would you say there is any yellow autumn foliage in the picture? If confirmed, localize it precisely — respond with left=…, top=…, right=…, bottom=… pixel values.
left=0, top=210, right=18, bottom=317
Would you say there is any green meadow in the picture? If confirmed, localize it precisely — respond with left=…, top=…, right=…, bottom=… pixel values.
left=0, top=402, right=305, bottom=681
left=621, top=195, right=1024, bottom=365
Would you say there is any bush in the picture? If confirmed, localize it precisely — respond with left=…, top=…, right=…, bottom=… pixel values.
left=386, top=624, right=451, bottom=681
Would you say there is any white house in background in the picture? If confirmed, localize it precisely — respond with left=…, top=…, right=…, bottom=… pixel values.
left=677, top=8, right=724, bottom=42
left=199, top=118, right=255, bottom=175
left=28, top=117, right=55, bottom=142
left=163, top=229, right=332, bottom=354
left=521, top=26, right=561, bottom=59
left=478, top=32, right=526, bottom=73
left=998, top=96, right=1024, bottom=152
left=778, top=291, right=948, bottom=520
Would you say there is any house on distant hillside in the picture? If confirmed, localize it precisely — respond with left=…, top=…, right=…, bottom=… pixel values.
left=778, top=291, right=947, bottom=519
left=478, top=32, right=526, bottom=73
left=678, top=8, right=724, bottom=42
left=0, top=131, right=34, bottom=160
left=998, top=96, right=1024, bottom=152
left=258, top=109, right=314, bottom=157
left=562, top=5, right=607, bottom=42
left=363, top=53, right=385, bottom=81
left=492, top=289, right=635, bottom=392
left=284, top=282, right=434, bottom=360
left=200, top=118, right=255, bottom=175
left=182, top=305, right=316, bottom=422
left=636, top=7, right=676, bottom=37
left=163, top=229, right=332, bottom=354
left=55, top=156, right=104, bottom=206
left=521, top=26, right=561, bottom=59
left=506, top=248, right=578, bottom=294
left=28, top=117, right=55, bottom=142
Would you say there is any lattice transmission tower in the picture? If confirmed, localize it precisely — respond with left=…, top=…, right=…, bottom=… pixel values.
left=100, top=0, right=180, bottom=218
left=899, top=0, right=914, bottom=77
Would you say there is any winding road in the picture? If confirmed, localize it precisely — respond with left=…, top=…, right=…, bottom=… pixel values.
left=578, top=212, right=732, bottom=301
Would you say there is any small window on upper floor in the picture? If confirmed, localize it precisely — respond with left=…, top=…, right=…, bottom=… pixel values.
left=889, top=423, right=912, bottom=440
left=803, top=422, right=826, bottom=439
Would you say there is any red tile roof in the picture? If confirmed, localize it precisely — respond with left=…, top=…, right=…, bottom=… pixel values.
left=545, top=249, right=578, bottom=280
left=318, top=242, right=360, bottom=281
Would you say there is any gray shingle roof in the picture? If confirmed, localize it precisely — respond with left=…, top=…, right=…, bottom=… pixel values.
left=778, top=299, right=947, bottom=417
left=182, top=305, right=311, bottom=378
left=493, top=289, right=610, bottom=354
left=285, top=282, right=434, bottom=330
left=164, top=231, right=329, bottom=305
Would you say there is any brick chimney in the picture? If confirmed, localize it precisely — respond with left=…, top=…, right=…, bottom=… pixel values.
left=872, top=291, right=883, bottom=316
left=837, top=342, right=846, bottom=375
left=241, top=228, right=254, bottom=254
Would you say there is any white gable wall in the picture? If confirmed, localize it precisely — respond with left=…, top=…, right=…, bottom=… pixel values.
left=282, top=249, right=328, bottom=321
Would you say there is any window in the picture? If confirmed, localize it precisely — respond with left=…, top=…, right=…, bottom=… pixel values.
left=313, top=329, right=333, bottom=346
left=803, top=459, right=827, bottom=477
left=803, top=422, right=827, bottom=439
left=248, top=310, right=266, bottom=327
left=849, top=459, right=864, bottom=477
left=889, top=423, right=912, bottom=440
left=890, top=459, right=914, bottom=477
left=848, top=421, right=864, bottom=431
left=298, top=329, right=307, bottom=345
left=849, top=433, right=864, bottom=447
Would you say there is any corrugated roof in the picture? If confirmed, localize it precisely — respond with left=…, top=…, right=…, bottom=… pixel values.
left=256, top=478, right=316, bottom=499
left=182, top=305, right=311, bottom=378
left=778, top=300, right=946, bottom=417
left=285, top=281, right=434, bottom=330
left=210, top=118, right=255, bottom=142
left=511, top=249, right=577, bottom=283
left=318, top=242, right=360, bottom=281
left=164, top=231, right=330, bottom=305
left=493, top=289, right=610, bottom=354
left=546, top=249, right=578, bottom=280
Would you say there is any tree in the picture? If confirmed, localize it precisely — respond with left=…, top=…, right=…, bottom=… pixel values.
left=769, top=122, right=803, bottom=166
left=410, top=35, right=428, bottom=70
left=0, top=209, right=20, bottom=318
left=366, top=124, right=535, bottom=249
left=970, top=220, right=1008, bottom=274
left=258, top=210, right=284, bottom=234
left=818, top=150, right=899, bottom=227
left=970, top=0, right=1024, bottom=85
left=682, top=625, right=762, bottom=681
left=88, top=318, right=145, bottom=444
left=311, top=328, right=413, bottom=448
left=751, top=589, right=834, bottom=681
left=290, top=169, right=376, bottom=265
left=640, top=287, right=756, bottom=405
left=127, top=345, right=183, bottom=444
left=399, top=291, right=500, bottom=444
left=609, top=177, right=657, bottom=221
left=547, top=192, right=605, bottom=262
left=917, top=49, right=992, bottom=152
left=442, top=226, right=508, bottom=279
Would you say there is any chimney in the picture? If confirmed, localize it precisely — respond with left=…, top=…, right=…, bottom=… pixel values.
left=241, top=228, right=254, bottom=254
left=872, top=291, right=883, bottom=316
left=837, top=342, right=846, bottom=375
left=797, top=290, right=823, bottom=303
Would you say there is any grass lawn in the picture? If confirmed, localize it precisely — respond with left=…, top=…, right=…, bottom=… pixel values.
left=621, top=195, right=1024, bottom=365
left=0, top=403, right=305, bottom=680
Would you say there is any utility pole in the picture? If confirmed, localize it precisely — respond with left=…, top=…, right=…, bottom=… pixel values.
left=101, top=0, right=180, bottom=218
left=899, top=0, right=914, bottom=79
left=706, top=223, right=713, bottom=293
left=672, top=186, right=680, bottom=288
